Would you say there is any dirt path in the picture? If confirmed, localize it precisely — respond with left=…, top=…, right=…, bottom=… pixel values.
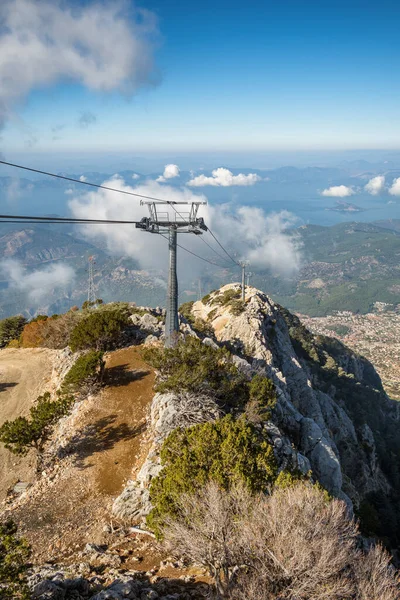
left=0, top=348, right=65, bottom=502
left=73, top=346, right=155, bottom=496
left=5, top=346, right=155, bottom=564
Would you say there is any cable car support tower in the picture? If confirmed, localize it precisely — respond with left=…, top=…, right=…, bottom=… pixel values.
left=136, top=200, right=207, bottom=348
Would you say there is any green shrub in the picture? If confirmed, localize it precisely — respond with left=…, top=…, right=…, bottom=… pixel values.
left=0, top=392, right=73, bottom=455
left=201, top=294, right=211, bottom=304
left=230, top=299, right=246, bottom=316
left=69, top=307, right=130, bottom=351
left=29, top=314, right=48, bottom=323
left=142, top=336, right=248, bottom=407
left=207, top=308, right=218, bottom=322
left=245, top=374, right=277, bottom=422
left=178, top=301, right=195, bottom=324
left=179, top=301, right=214, bottom=335
left=62, top=351, right=104, bottom=395
left=147, top=415, right=277, bottom=537
left=0, top=316, right=27, bottom=348
left=211, top=288, right=241, bottom=307
left=0, top=520, right=31, bottom=600
left=249, top=374, right=276, bottom=409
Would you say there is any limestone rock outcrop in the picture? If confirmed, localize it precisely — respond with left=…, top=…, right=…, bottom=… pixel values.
left=115, top=284, right=398, bottom=522
left=191, top=284, right=396, bottom=507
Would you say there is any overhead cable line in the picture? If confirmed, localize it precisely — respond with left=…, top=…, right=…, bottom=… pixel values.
left=0, top=212, right=225, bottom=268
left=0, top=214, right=141, bottom=224
left=0, top=160, right=172, bottom=204
left=0, top=160, right=239, bottom=267
left=158, top=233, right=226, bottom=268
left=197, top=233, right=232, bottom=265
left=207, top=227, right=240, bottom=266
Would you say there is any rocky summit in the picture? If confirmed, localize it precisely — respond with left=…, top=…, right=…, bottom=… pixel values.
left=116, top=284, right=399, bottom=523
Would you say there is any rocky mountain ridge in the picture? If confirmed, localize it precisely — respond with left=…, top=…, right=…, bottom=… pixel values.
left=2, top=285, right=400, bottom=598
left=114, top=284, right=399, bottom=527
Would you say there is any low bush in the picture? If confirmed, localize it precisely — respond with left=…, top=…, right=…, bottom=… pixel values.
left=207, top=308, right=218, bottom=322
left=147, top=415, right=277, bottom=537
left=0, top=520, right=31, bottom=600
left=178, top=301, right=195, bottom=324
left=211, top=288, right=241, bottom=307
left=69, top=306, right=130, bottom=351
left=62, top=350, right=104, bottom=396
left=20, top=319, right=47, bottom=347
left=20, top=311, right=78, bottom=349
left=163, top=481, right=400, bottom=600
left=0, top=316, right=27, bottom=348
left=30, top=314, right=48, bottom=323
left=142, top=336, right=248, bottom=407
left=245, top=374, right=277, bottom=423
left=82, top=298, right=103, bottom=310
left=178, top=302, right=213, bottom=336
left=0, top=391, right=73, bottom=455
left=230, top=300, right=245, bottom=316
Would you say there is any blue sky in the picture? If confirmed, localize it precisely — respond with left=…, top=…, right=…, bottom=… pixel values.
left=1, top=0, right=400, bottom=153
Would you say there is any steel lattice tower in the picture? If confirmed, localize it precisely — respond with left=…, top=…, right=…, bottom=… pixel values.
left=87, top=256, right=96, bottom=305
left=136, top=200, right=207, bottom=347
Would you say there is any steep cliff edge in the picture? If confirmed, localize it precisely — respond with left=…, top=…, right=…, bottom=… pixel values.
left=116, top=284, right=400, bottom=550
left=191, top=285, right=399, bottom=508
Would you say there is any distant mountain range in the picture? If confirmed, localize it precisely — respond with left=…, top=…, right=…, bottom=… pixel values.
left=0, top=225, right=167, bottom=319
left=253, top=220, right=400, bottom=316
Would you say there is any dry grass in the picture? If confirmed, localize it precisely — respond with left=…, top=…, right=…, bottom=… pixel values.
left=163, top=481, right=400, bottom=600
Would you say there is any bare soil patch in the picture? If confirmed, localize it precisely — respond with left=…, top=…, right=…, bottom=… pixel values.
left=0, top=348, right=65, bottom=502
left=3, top=346, right=155, bottom=564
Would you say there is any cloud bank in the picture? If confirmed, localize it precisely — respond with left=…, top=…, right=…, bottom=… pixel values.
left=69, top=178, right=207, bottom=271
left=0, top=259, right=75, bottom=301
left=364, top=175, right=385, bottom=195
left=0, top=0, right=158, bottom=125
left=321, top=185, right=355, bottom=198
left=205, top=205, right=302, bottom=275
left=69, top=177, right=301, bottom=277
left=188, top=168, right=261, bottom=187
left=389, top=178, right=400, bottom=196
left=157, top=164, right=180, bottom=182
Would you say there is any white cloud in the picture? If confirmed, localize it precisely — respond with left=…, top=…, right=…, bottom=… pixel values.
left=79, top=175, right=87, bottom=182
left=188, top=167, right=261, bottom=187
left=321, top=185, right=355, bottom=198
left=364, top=175, right=385, bottom=195
left=69, top=177, right=207, bottom=270
left=204, top=205, right=302, bottom=275
left=156, top=164, right=180, bottom=182
left=69, top=177, right=301, bottom=277
left=5, top=178, right=23, bottom=204
left=0, top=259, right=75, bottom=301
left=132, top=173, right=140, bottom=180
left=389, top=177, right=400, bottom=196
left=0, top=0, right=158, bottom=126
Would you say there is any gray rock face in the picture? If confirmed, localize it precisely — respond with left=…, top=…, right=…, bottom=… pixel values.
left=300, top=418, right=342, bottom=495
left=29, top=566, right=207, bottom=599
left=130, top=312, right=164, bottom=338
left=116, top=284, right=394, bottom=523
left=190, top=284, right=393, bottom=507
